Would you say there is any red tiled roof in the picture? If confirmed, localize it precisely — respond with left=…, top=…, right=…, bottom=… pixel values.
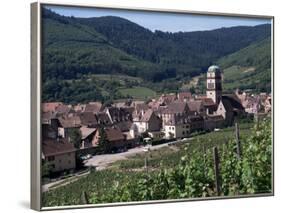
left=42, top=102, right=63, bottom=113
left=135, top=103, right=149, bottom=112
left=158, top=94, right=177, bottom=105
left=113, top=121, right=133, bottom=132
left=79, top=112, right=98, bottom=127
left=178, top=92, right=192, bottom=102
left=56, top=104, right=73, bottom=115
left=96, top=112, right=112, bottom=125
left=163, top=102, right=189, bottom=114
left=187, top=100, right=203, bottom=112
left=42, top=111, right=56, bottom=124
left=80, top=126, right=96, bottom=140
left=140, top=109, right=154, bottom=122
left=105, top=128, right=124, bottom=142
left=84, top=102, right=102, bottom=113
left=58, top=116, right=81, bottom=128
left=200, top=98, right=216, bottom=106
left=42, top=138, right=76, bottom=157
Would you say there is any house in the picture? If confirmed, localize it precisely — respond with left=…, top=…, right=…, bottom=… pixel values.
left=158, top=93, right=177, bottom=105
left=204, top=115, right=224, bottom=131
left=113, top=100, right=132, bottom=108
left=134, top=103, right=149, bottom=114
left=42, top=138, right=76, bottom=173
left=42, top=115, right=61, bottom=140
left=42, top=102, right=63, bottom=113
left=159, top=102, right=191, bottom=139
left=80, top=126, right=97, bottom=149
left=178, top=91, right=192, bottom=102
left=55, top=104, right=74, bottom=116
left=113, top=121, right=133, bottom=132
left=187, top=115, right=204, bottom=133
left=216, top=95, right=245, bottom=126
left=163, top=123, right=189, bottom=139
left=132, top=109, right=162, bottom=137
left=235, top=89, right=248, bottom=103
left=113, top=121, right=138, bottom=144
left=83, top=102, right=102, bottom=113
left=105, top=107, right=133, bottom=124
left=196, top=97, right=218, bottom=115
left=58, top=116, right=81, bottom=138
left=243, top=96, right=261, bottom=114
left=79, top=112, right=98, bottom=128
left=264, top=96, right=271, bottom=113
left=92, top=127, right=131, bottom=151
left=42, top=124, right=58, bottom=140
left=147, top=100, right=162, bottom=110
left=130, top=100, right=145, bottom=107
left=159, top=101, right=190, bottom=125
left=132, top=103, right=150, bottom=121
left=42, top=111, right=56, bottom=124
left=73, top=104, right=86, bottom=113
left=187, top=100, right=205, bottom=115
left=96, top=112, right=112, bottom=126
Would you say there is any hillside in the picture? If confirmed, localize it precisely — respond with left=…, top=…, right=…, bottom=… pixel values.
left=217, top=37, right=271, bottom=92
left=41, top=8, right=271, bottom=103
left=42, top=10, right=159, bottom=82
left=187, top=37, right=271, bottom=94
left=76, top=16, right=271, bottom=78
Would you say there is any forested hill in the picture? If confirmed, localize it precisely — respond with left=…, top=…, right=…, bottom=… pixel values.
left=42, top=8, right=271, bottom=103
left=76, top=16, right=270, bottom=77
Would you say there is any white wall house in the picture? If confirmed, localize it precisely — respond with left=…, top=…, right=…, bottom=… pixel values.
left=164, top=124, right=190, bottom=139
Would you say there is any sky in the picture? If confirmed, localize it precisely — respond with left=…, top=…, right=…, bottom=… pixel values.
left=45, top=5, right=271, bottom=33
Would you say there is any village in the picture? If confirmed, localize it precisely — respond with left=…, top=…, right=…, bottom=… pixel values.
left=42, top=65, right=271, bottom=177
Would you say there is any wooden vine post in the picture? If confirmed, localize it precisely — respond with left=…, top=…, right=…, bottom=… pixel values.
left=235, top=122, right=242, bottom=159
left=256, top=113, right=260, bottom=130
left=213, top=146, right=221, bottom=196
left=202, top=145, right=207, bottom=176
left=80, top=191, right=89, bottom=204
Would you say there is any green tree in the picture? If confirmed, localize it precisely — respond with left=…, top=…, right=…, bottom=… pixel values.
left=69, top=128, right=82, bottom=149
left=190, top=86, right=196, bottom=94
left=98, top=127, right=110, bottom=153
left=42, top=161, right=52, bottom=177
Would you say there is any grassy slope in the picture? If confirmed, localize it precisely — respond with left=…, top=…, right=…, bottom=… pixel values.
left=188, top=37, right=271, bottom=93
left=119, top=86, right=157, bottom=99
left=217, top=37, right=271, bottom=92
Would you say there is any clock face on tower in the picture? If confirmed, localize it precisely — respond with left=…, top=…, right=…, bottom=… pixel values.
left=208, top=82, right=215, bottom=89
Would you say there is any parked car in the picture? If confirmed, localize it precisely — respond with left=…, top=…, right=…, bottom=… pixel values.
left=80, top=154, right=92, bottom=160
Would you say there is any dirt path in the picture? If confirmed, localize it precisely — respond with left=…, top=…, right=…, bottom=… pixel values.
left=42, top=170, right=90, bottom=192
left=85, top=142, right=173, bottom=170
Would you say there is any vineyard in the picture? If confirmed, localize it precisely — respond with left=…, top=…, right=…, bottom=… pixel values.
left=42, top=119, right=272, bottom=207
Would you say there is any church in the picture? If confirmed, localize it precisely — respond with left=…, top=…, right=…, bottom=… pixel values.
left=205, top=65, right=245, bottom=126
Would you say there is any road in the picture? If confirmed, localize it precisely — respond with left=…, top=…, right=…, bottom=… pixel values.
left=85, top=138, right=192, bottom=170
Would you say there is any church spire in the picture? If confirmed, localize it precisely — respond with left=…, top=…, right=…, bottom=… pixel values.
left=206, top=65, right=222, bottom=104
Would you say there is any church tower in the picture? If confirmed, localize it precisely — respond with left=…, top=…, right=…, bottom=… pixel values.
left=206, top=65, right=222, bottom=104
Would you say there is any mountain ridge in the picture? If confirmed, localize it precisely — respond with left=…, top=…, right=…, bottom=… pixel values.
left=42, top=8, right=271, bottom=103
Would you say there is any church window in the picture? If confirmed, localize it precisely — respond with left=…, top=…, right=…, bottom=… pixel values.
left=208, top=83, right=215, bottom=89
